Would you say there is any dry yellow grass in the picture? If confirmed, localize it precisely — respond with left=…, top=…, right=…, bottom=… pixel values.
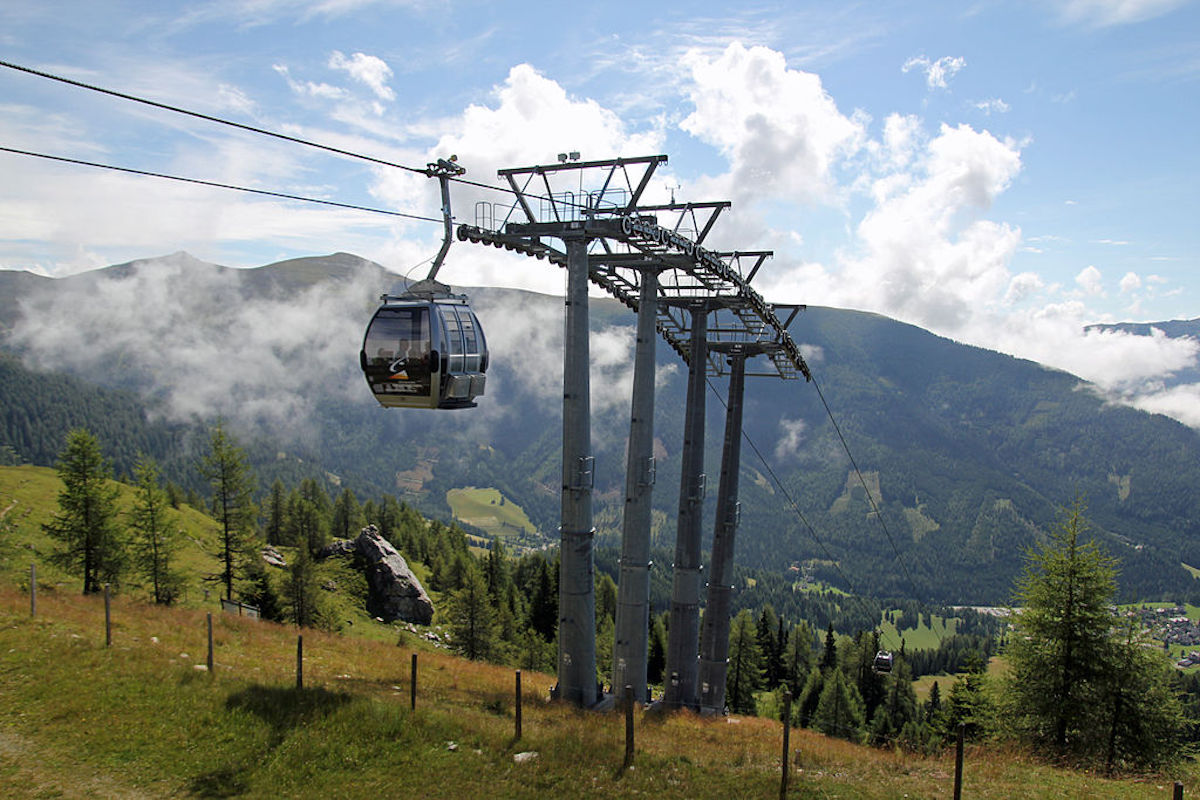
left=0, top=584, right=1195, bottom=799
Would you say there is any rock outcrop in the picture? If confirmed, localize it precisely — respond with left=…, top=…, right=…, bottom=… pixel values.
left=320, top=525, right=434, bottom=625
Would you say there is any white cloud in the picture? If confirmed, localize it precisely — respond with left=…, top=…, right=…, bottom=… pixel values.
left=1005, top=271, right=1045, bottom=304
left=679, top=43, right=865, bottom=205
left=1055, top=0, right=1191, bottom=27
left=799, top=122, right=1023, bottom=332
left=1075, top=265, right=1105, bottom=295
left=328, top=51, right=396, bottom=102
left=1127, top=383, right=1200, bottom=428
left=1119, top=271, right=1142, bottom=292
left=370, top=63, right=665, bottom=295
left=902, top=55, right=966, bottom=90
left=974, top=98, right=1010, bottom=115
left=8, top=255, right=379, bottom=434
left=775, top=417, right=808, bottom=461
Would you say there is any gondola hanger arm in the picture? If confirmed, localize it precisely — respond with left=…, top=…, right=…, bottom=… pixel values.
left=408, top=156, right=466, bottom=295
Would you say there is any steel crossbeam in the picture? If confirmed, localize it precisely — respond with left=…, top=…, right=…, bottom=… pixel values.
left=458, top=158, right=810, bottom=382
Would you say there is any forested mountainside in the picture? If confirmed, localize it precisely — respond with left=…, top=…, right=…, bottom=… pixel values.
left=4, top=254, right=1200, bottom=604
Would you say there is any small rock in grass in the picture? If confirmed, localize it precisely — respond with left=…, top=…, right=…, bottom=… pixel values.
left=513, top=751, right=538, bottom=764
left=446, top=741, right=459, bottom=752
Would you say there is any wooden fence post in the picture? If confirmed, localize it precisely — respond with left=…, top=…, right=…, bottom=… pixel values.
left=515, top=669, right=523, bottom=741
left=780, top=690, right=793, bottom=800
left=410, top=652, right=417, bottom=710
left=1175, top=781, right=1184, bottom=800
left=206, top=613, right=214, bottom=673
left=29, top=563, right=36, bottom=618
left=623, top=685, right=635, bottom=770
left=953, top=722, right=965, bottom=800
left=296, top=634, right=303, bottom=689
left=104, top=583, right=112, bottom=647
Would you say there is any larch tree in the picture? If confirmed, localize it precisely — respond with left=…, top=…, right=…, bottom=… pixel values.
left=1002, top=499, right=1187, bottom=769
left=129, top=455, right=182, bottom=604
left=1005, top=500, right=1116, bottom=758
left=44, top=429, right=124, bottom=594
left=198, top=421, right=257, bottom=601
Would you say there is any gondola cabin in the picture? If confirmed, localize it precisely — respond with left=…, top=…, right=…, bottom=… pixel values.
left=360, top=292, right=487, bottom=410
left=873, top=650, right=894, bottom=674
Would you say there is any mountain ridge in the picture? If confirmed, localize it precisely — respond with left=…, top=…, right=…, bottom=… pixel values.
left=3, top=252, right=1199, bottom=604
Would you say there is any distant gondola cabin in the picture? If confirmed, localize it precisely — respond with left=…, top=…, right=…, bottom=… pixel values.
left=360, top=293, right=487, bottom=410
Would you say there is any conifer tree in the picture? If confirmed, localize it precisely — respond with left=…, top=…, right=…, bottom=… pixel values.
left=948, top=652, right=992, bottom=741
left=329, top=487, right=363, bottom=541
left=782, top=621, right=814, bottom=696
left=797, top=668, right=825, bottom=728
left=263, top=479, right=286, bottom=546
left=1099, top=616, right=1187, bottom=772
left=647, top=612, right=668, bottom=685
left=1005, top=498, right=1188, bottom=770
left=756, top=605, right=781, bottom=688
left=813, top=668, right=866, bottom=742
left=198, top=421, right=257, bottom=601
left=129, top=455, right=182, bottom=604
left=820, top=622, right=838, bottom=671
left=283, top=541, right=323, bottom=628
left=44, top=429, right=124, bottom=594
left=727, top=608, right=764, bottom=714
left=448, top=560, right=498, bottom=661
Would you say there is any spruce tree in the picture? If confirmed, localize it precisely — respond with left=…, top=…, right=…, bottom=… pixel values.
left=813, top=668, right=866, bottom=742
left=283, top=542, right=323, bottom=628
left=727, top=608, right=764, bottom=714
left=329, top=487, right=363, bottom=541
left=647, top=612, right=668, bottom=685
left=448, top=561, right=498, bottom=661
left=821, top=622, right=838, bottom=671
left=44, top=429, right=124, bottom=594
left=263, top=479, right=286, bottom=546
left=782, top=621, right=814, bottom=697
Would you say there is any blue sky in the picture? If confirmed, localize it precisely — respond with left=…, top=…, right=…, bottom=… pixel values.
left=2, top=0, right=1199, bottom=422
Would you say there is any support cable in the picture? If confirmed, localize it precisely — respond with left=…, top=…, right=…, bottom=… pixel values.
left=809, top=374, right=948, bottom=650
left=0, top=59, right=569, bottom=207
left=0, top=145, right=441, bottom=223
left=704, top=377, right=856, bottom=594
left=0, top=59, right=428, bottom=176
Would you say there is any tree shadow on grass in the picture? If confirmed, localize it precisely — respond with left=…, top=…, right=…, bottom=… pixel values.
left=188, top=685, right=353, bottom=797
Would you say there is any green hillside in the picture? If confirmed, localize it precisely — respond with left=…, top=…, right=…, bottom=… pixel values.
left=5, top=254, right=1200, bottom=605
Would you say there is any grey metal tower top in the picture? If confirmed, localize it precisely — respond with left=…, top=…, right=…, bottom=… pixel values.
left=457, top=154, right=811, bottom=382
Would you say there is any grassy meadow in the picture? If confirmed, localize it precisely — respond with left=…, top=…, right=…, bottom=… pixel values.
left=2, top=586, right=1195, bottom=799
left=446, top=487, right=536, bottom=539
left=3, top=464, right=1198, bottom=797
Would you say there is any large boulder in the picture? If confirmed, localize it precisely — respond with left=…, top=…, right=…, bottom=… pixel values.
left=353, top=525, right=434, bottom=625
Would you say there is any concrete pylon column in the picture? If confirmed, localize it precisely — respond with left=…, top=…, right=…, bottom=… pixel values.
left=664, top=303, right=708, bottom=709
left=699, top=349, right=747, bottom=713
left=613, top=268, right=659, bottom=703
left=557, top=235, right=598, bottom=707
